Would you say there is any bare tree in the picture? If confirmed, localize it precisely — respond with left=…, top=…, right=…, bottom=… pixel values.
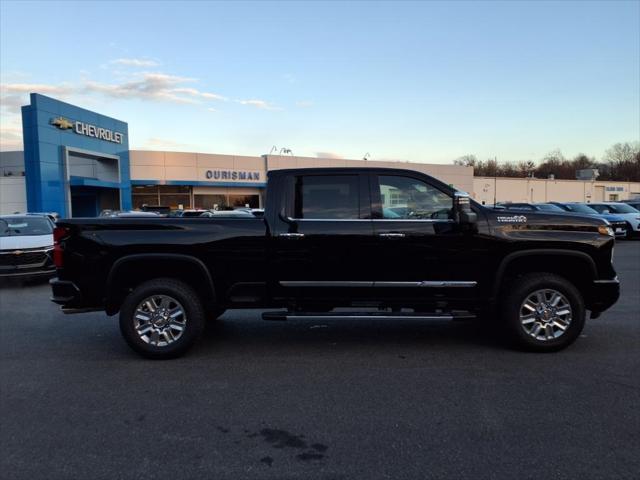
left=453, top=155, right=477, bottom=167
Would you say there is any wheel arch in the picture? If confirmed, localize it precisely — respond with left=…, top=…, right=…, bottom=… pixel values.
left=105, top=254, right=216, bottom=315
left=493, top=249, right=597, bottom=301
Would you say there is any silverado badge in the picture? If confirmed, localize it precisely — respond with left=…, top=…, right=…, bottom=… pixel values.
left=496, top=215, right=527, bottom=223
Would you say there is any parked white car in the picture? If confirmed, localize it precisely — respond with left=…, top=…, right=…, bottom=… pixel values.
left=0, top=214, right=55, bottom=278
left=588, top=202, right=640, bottom=239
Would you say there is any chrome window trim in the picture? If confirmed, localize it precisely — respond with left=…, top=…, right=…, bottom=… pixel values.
left=291, top=218, right=455, bottom=223
left=280, top=280, right=477, bottom=288
left=374, top=281, right=477, bottom=288
left=285, top=314, right=455, bottom=321
left=280, top=281, right=374, bottom=287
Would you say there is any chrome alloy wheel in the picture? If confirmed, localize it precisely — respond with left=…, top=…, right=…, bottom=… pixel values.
left=133, top=295, right=187, bottom=347
left=519, top=289, right=572, bottom=341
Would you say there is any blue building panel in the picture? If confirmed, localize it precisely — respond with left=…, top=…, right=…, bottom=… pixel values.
left=21, top=93, right=131, bottom=217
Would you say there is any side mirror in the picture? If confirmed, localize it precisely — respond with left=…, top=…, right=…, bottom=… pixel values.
left=454, top=192, right=478, bottom=226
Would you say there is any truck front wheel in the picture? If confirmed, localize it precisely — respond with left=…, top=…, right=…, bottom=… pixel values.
left=119, top=278, right=205, bottom=359
left=502, top=273, right=585, bottom=352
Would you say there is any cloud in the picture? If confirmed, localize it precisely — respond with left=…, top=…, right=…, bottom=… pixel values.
left=172, top=87, right=226, bottom=101
left=84, top=73, right=226, bottom=104
left=316, top=152, right=344, bottom=159
left=110, top=58, right=160, bottom=68
left=142, top=137, right=193, bottom=149
left=0, top=82, right=73, bottom=113
left=238, top=99, right=281, bottom=111
left=0, top=123, right=23, bottom=151
left=0, top=113, right=25, bottom=151
left=295, top=100, right=313, bottom=108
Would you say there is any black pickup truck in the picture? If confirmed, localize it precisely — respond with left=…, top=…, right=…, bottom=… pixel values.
left=50, top=168, right=620, bottom=358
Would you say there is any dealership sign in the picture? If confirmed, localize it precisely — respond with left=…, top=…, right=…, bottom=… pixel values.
left=205, top=170, right=261, bottom=181
left=51, top=117, right=124, bottom=144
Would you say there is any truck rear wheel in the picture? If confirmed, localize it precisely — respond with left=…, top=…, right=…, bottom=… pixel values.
left=119, top=278, right=205, bottom=359
left=502, top=273, right=585, bottom=352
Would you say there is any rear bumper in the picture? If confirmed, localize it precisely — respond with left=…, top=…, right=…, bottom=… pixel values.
left=50, top=278, right=82, bottom=305
left=588, top=277, right=620, bottom=315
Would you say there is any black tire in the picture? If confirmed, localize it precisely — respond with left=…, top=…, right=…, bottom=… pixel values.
left=501, top=273, right=585, bottom=352
left=119, top=278, right=205, bottom=359
left=625, top=222, right=634, bottom=240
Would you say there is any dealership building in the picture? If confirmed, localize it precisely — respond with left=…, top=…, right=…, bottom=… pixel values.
left=0, top=93, right=473, bottom=216
left=0, top=93, right=638, bottom=216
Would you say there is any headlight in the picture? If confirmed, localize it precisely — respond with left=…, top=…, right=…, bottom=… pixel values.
left=598, top=225, right=614, bottom=236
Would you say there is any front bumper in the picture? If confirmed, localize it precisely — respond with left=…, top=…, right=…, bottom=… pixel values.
left=609, top=222, right=627, bottom=237
left=0, top=247, right=55, bottom=278
left=588, top=277, right=620, bottom=316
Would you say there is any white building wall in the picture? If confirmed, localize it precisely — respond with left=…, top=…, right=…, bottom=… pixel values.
left=130, top=150, right=474, bottom=193
left=0, top=177, right=27, bottom=214
left=0, top=151, right=27, bottom=214
left=473, top=177, right=640, bottom=204
left=130, top=151, right=266, bottom=185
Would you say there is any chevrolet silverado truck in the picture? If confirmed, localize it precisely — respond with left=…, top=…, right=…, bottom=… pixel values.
left=50, top=168, right=620, bottom=358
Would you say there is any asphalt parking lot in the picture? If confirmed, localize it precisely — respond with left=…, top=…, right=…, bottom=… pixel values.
left=1, top=243, right=639, bottom=480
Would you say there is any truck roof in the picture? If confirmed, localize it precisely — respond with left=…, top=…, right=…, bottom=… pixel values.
left=267, top=167, right=457, bottom=193
left=268, top=166, right=435, bottom=176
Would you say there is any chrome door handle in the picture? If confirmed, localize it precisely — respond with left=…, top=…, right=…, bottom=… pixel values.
left=379, top=233, right=405, bottom=238
left=279, top=233, right=305, bottom=238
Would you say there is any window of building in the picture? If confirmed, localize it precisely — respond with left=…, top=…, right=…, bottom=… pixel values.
left=132, top=185, right=192, bottom=210
left=609, top=194, right=619, bottom=201
left=132, top=185, right=160, bottom=210
left=294, top=175, right=360, bottom=219
left=229, top=195, right=260, bottom=208
left=378, top=175, right=452, bottom=220
left=194, top=194, right=228, bottom=210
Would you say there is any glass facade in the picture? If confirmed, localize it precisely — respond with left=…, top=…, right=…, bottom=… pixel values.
left=133, top=186, right=262, bottom=210
left=132, top=185, right=191, bottom=209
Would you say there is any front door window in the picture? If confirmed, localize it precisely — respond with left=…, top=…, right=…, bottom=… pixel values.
left=378, top=175, right=453, bottom=220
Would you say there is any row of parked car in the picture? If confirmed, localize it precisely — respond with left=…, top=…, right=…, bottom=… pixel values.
left=99, top=207, right=265, bottom=218
left=493, top=201, right=640, bottom=239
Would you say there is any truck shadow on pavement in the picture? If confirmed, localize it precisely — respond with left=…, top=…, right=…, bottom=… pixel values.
left=196, top=314, right=506, bottom=355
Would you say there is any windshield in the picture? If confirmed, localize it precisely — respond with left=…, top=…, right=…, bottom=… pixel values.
left=536, top=204, right=565, bottom=212
left=566, top=204, right=598, bottom=214
left=0, top=217, right=53, bottom=237
left=609, top=204, right=640, bottom=214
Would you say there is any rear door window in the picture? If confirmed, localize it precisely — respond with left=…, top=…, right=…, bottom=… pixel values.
left=294, top=175, right=360, bottom=219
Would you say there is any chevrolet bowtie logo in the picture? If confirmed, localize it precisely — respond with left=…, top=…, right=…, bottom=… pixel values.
left=12, top=250, right=24, bottom=255
left=51, top=117, right=74, bottom=130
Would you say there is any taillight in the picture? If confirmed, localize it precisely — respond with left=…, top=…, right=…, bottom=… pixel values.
left=53, top=226, right=69, bottom=268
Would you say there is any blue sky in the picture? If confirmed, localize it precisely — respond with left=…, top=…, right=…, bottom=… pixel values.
left=1, top=0, right=638, bottom=164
